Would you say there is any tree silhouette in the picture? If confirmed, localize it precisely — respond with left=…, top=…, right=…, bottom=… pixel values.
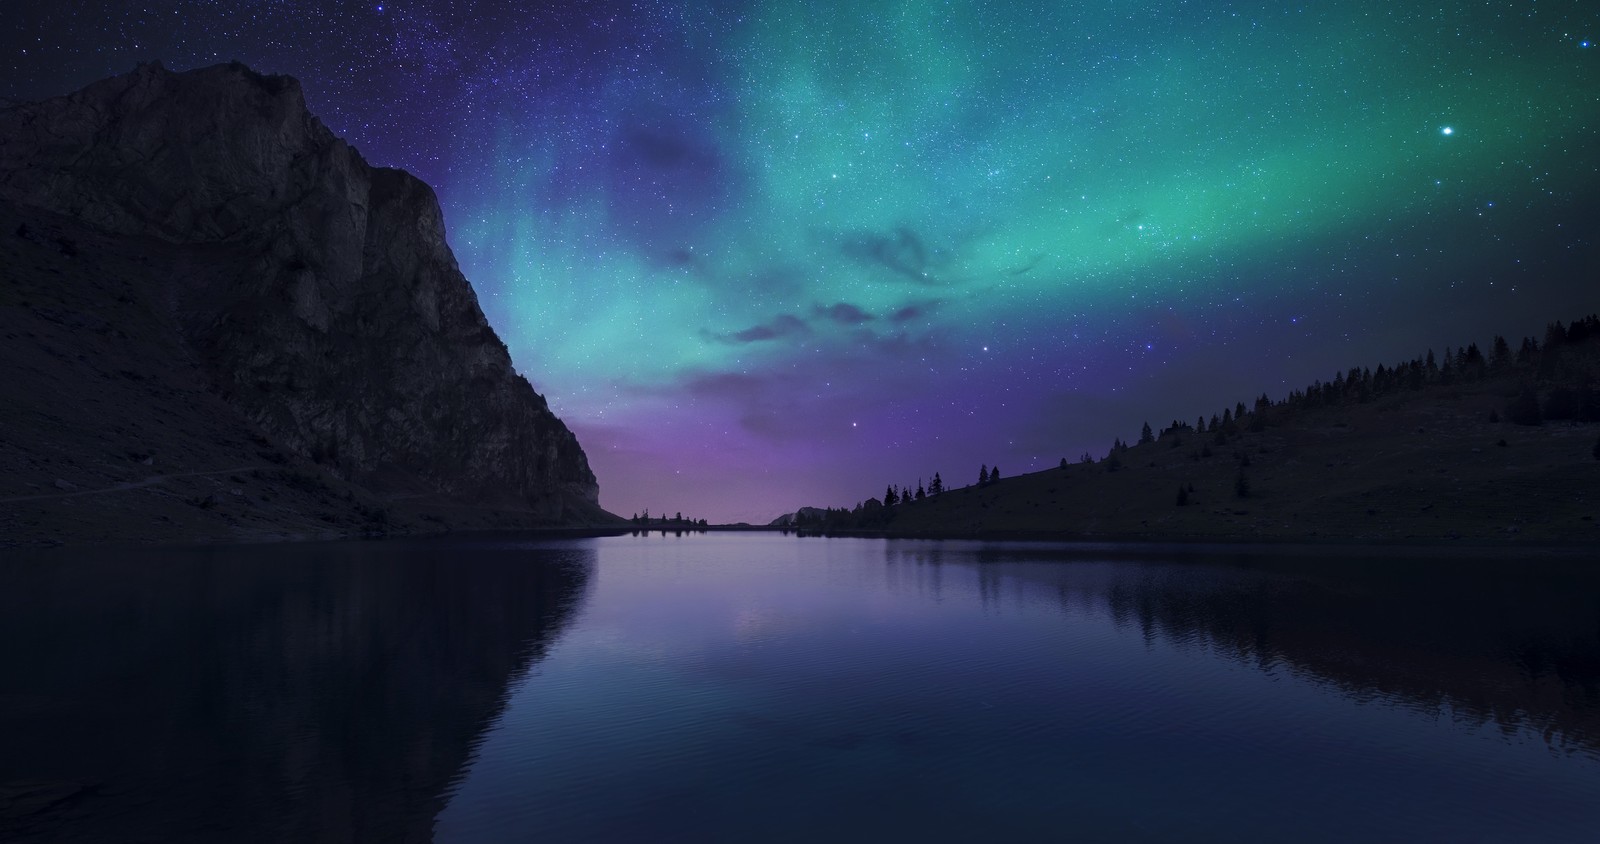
left=1139, top=422, right=1154, bottom=445
left=930, top=472, right=943, bottom=495
left=979, top=465, right=989, bottom=485
left=1234, top=470, right=1251, bottom=499
left=990, top=465, right=1000, bottom=482
left=885, top=484, right=898, bottom=506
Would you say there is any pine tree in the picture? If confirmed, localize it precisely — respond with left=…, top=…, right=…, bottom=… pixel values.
left=990, top=465, right=1000, bottom=482
left=979, top=465, right=989, bottom=485
left=915, top=481, right=926, bottom=501
left=1059, top=457, right=1068, bottom=469
left=931, top=472, right=943, bottom=495
left=1139, top=422, right=1154, bottom=445
left=885, top=484, right=897, bottom=506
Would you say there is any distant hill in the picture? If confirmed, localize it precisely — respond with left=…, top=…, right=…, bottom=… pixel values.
left=0, top=63, right=615, bottom=545
left=786, top=316, right=1600, bottom=543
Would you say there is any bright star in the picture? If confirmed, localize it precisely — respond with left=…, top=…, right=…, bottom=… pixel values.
left=1440, top=126, right=1454, bottom=136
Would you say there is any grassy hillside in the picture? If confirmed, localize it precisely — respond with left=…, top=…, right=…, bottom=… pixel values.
left=792, top=318, right=1600, bottom=543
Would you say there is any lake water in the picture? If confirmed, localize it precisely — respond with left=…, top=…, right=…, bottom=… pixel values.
left=2, top=534, right=1597, bottom=842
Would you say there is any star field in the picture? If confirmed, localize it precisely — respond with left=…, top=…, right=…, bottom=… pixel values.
left=5, top=1, right=1598, bottom=522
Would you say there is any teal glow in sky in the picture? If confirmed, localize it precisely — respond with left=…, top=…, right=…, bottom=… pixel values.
left=7, top=0, right=1599, bottom=521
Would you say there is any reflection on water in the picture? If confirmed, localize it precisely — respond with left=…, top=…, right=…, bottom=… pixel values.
left=438, top=536, right=1600, bottom=843
left=885, top=543, right=1600, bottom=758
left=4, top=535, right=1599, bottom=842
left=0, top=539, right=592, bottom=843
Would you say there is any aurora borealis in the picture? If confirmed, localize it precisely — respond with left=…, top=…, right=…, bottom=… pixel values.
left=6, top=2, right=1598, bottom=522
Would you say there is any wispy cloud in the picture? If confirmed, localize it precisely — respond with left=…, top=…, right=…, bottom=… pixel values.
left=701, top=313, right=810, bottom=345
left=813, top=302, right=874, bottom=325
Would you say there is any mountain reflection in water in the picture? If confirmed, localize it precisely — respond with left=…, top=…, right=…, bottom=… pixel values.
left=0, top=540, right=593, bottom=843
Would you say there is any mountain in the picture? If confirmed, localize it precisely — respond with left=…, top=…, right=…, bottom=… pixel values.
left=786, top=318, right=1600, bottom=543
left=0, top=62, right=614, bottom=544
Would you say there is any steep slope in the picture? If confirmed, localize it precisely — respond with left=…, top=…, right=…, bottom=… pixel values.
left=0, top=62, right=612, bottom=543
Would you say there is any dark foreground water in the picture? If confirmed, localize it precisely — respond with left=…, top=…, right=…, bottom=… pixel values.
left=2, top=535, right=1598, bottom=842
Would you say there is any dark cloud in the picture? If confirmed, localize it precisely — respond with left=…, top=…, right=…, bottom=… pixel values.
left=889, top=298, right=945, bottom=323
left=813, top=302, right=874, bottom=325
left=680, top=371, right=774, bottom=400
left=701, top=314, right=810, bottom=345
left=705, top=302, right=881, bottom=345
left=1008, top=255, right=1043, bottom=276
left=839, top=226, right=938, bottom=284
left=660, top=247, right=699, bottom=268
left=618, top=124, right=709, bottom=170
left=671, top=371, right=819, bottom=442
left=605, top=110, right=735, bottom=252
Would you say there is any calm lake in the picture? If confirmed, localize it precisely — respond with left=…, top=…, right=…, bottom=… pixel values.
left=2, top=534, right=1598, bottom=842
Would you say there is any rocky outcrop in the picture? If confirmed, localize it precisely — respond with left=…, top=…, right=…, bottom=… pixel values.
left=0, top=62, right=608, bottom=537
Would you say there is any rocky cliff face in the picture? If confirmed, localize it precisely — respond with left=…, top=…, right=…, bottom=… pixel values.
left=0, top=62, right=608, bottom=539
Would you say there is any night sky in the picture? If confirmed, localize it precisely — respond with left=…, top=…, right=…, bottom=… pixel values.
left=5, top=2, right=1598, bottom=523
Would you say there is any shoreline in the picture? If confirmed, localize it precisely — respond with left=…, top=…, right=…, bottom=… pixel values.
left=771, top=526, right=1600, bottom=556
left=1, top=523, right=635, bottom=552
left=8, top=522, right=1595, bottom=556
